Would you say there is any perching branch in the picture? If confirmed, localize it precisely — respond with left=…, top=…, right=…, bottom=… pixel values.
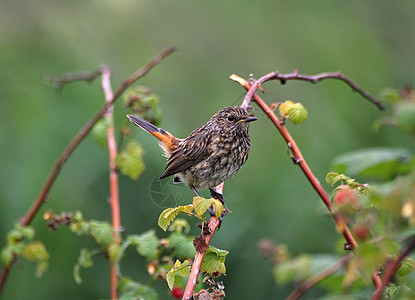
left=240, top=70, right=385, bottom=111
left=232, top=73, right=358, bottom=250
left=371, top=235, right=415, bottom=300
left=100, top=66, right=120, bottom=300
left=182, top=183, right=224, bottom=300
left=0, top=45, right=177, bottom=296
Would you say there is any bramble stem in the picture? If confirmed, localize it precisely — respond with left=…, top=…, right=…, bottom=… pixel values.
left=0, top=45, right=177, bottom=297
left=101, top=66, right=120, bottom=300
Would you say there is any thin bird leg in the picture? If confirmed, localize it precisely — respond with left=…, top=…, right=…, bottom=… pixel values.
left=190, top=186, right=201, bottom=197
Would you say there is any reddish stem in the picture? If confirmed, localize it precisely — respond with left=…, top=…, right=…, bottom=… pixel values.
left=371, top=236, right=415, bottom=300
left=0, top=45, right=177, bottom=297
left=182, top=183, right=224, bottom=300
left=101, top=66, right=120, bottom=299
left=236, top=74, right=358, bottom=249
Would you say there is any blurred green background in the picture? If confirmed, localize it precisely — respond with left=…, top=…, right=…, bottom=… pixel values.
left=1, top=1, right=415, bottom=299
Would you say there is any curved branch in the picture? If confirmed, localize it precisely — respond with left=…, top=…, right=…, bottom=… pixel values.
left=240, top=70, right=385, bottom=110
left=233, top=74, right=357, bottom=250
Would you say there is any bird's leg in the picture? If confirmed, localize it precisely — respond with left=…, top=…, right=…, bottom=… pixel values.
left=209, top=188, right=225, bottom=204
left=190, top=186, right=201, bottom=197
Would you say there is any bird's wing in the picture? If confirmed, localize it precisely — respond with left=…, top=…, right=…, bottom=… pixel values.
left=159, top=127, right=210, bottom=180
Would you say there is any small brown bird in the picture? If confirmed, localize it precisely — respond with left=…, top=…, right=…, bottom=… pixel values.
left=127, top=106, right=256, bottom=202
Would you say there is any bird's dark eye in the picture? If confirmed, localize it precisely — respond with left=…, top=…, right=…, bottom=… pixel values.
left=227, top=114, right=235, bottom=122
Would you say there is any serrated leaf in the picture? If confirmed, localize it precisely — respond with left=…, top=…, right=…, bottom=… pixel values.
left=22, top=241, right=49, bottom=262
left=398, top=257, right=415, bottom=277
left=332, top=148, right=413, bottom=180
left=92, top=118, right=110, bottom=148
left=129, top=230, right=159, bottom=261
left=193, top=196, right=211, bottom=216
left=288, top=103, right=308, bottom=124
left=158, top=208, right=179, bottom=232
left=116, top=141, right=145, bottom=180
left=278, top=100, right=295, bottom=118
left=158, top=205, right=193, bottom=231
left=211, top=199, right=224, bottom=219
left=166, top=269, right=175, bottom=290
left=176, top=260, right=191, bottom=277
left=201, top=251, right=226, bottom=275
left=89, top=221, right=114, bottom=248
left=168, top=232, right=196, bottom=258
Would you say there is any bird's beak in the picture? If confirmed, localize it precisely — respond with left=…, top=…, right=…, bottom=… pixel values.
left=238, top=116, right=257, bottom=123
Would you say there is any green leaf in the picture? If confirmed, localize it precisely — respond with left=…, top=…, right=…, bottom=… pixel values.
left=168, top=232, right=196, bottom=259
left=116, top=141, right=145, bottom=180
left=331, top=148, right=413, bottom=180
left=398, top=257, right=415, bottom=277
left=168, top=218, right=191, bottom=234
left=92, top=118, right=110, bottom=148
left=325, top=172, right=352, bottom=186
left=211, top=199, right=223, bottom=219
left=200, top=247, right=228, bottom=275
left=128, top=230, right=159, bottom=261
left=395, top=102, right=415, bottom=134
left=22, top=241, right=49, bottom=262
left=288, top=103, right=308, bottom=124
left=73, top=248, right=94, bottom=284
left=166, top=268, right=176, bottom=290
left=379, top=88, right=401, bottom=104
left=193, top=196, right=212, bottom=216
left=118, top=277, right=159, bottom=300
left=1, top=247, right=13, bottom=266
left=158, top=205, right=193, bottom=231
left=89, top=221, right=114, bottom=248
left=273, top=254, right=311, bottom=284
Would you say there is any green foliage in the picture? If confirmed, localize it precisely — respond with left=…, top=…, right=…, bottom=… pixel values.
left=273, top=254, right=311, bottom=284
left=116, top=140, right=145, bottom=180
left=118, top=277, right=158, bottom=300
left=128, top=230, right=159, bottom=261
left=92, top=118, right=111, bottom=148
left=73, top=248, right=96, bottom=284
left=278, top=100, right=308, bottom=124
left=200, top=246, right=228, bottom=276
left=331, top=148, right=414, bottom=181
left=193, top=196, right=223, bottom=219
left=1, top=223, right=49, bottom=278
left=168, top=232, right=196, bottom=259
left=376, top=87, right=415, bottom=135
left=123, top=85, right=162, bottom=126
left=158, top=205, right=194, bottom=231
left=166, top=259, right=191, bottom=290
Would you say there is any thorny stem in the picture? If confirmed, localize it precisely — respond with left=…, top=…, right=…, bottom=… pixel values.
left=233, top=73, right=358, bottom=250
left=371, top=236, right=415, bottom=300
left=101, top=66, right=120, bottom=300
left=286, top=253, right=353, bottom=300
left=0, top=45, right=177, bottom=297
left=182, top=183, right=224, bottom=300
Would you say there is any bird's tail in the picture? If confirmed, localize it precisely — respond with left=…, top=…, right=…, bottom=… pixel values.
left=127, top=115, right=178, bottom=155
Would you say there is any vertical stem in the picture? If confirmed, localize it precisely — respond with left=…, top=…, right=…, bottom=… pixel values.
left=101, top=67, right=121, bottom=299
